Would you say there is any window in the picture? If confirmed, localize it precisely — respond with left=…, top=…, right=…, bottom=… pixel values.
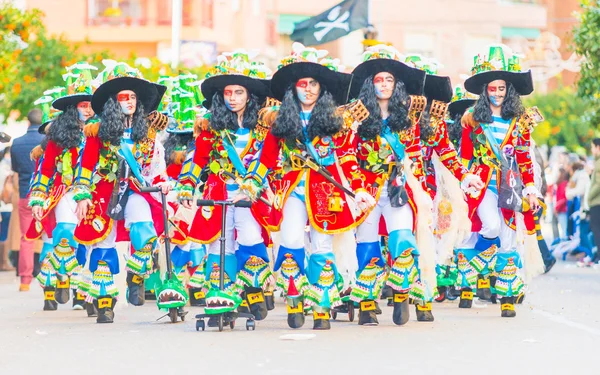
left=87, top=0, right=148, bottom=26
left=200, top=0, right=214, bottom=29
left=156, top=0, right=194, bottom=26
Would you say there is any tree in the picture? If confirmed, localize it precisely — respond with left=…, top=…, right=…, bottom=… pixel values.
left=0, top=4, right=108, bottom=119
left=572, top=0, right=600, bottom=129
left=525, top=86, right=594, bottom=154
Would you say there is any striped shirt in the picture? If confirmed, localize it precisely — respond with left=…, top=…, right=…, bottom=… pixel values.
left=486, top=116, right=512, bottom=194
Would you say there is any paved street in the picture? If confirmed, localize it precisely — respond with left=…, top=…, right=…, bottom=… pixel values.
left=0, top=262, right=598, bottom=375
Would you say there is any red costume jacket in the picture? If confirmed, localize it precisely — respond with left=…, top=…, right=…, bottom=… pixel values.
left=460, top=109, right=537, bottom=234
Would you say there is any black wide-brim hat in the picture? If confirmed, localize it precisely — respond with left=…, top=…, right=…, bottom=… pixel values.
left=448, top=99, right=476, bottom=118
left=91, top=77, right=166, bottom=114
left=270, top=62, right=351, bottom=105
left=424, top=74, right=453, bottom=103
left=201, top=75, right=271, bottom=109
left=349, top=59, right=426, bottom=99
left=464, top=70, right=533, bottom=96
left=38, top=120, right=52, bottom=135
left=52, top=94, right=93, bottom=111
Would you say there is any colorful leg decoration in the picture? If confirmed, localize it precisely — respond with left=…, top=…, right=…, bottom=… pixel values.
left=469, top=236, right=499, bottom=301
left=455, top=251, right=477, bottom=308
left=236, top=243, right=273, bottom=321
left=49, top=224, right=79, bottom=304
left=351, top=242, right=385, bottom=325
left=274, top=247, right=307, bottom=329
left=88, top=248, right=119, bottom=323
left=188, top=256, right=207, bottom=307
left=306, top=253, right=341, bottom=331
left=125, top=222, right=157, bottom=306
left=386, top=230, right=418, bottom=326
left=495, top=252, right=523, bottom=318
left=36, top=243, right=57, bottom=289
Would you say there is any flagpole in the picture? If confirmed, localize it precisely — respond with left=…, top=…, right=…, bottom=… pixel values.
left=171, top=0, right=183, bottom=69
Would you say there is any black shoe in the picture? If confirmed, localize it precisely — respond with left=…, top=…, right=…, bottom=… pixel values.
left=374, top=301, right=382, bottom=315
left=72, top=290, right=85, bottom=310
left=489, top=276, right=498, bottom=304
left=500, top=297, right=516, bottom=318
left=358, top=300, right=379, bottom=326
left=94, top=296, right=116, bottom=323
left=86, top=301, right=98, bottom=317
left=380, top=285, right=393, bottom=300
left=188, top=288, right=206, bottom=307
left=459, top=288, right=473, bottom=308
left=544, top=257, right=557, bottom=274
left=313, top=310, right=331, bottom=330
left=286, top=297, right=305, bottom=329
left=264, top=291, right=275, bottom=311
left=33, top=253, right=41, bottom=277
left=476, top=274, right=492, bottom=301
left=55, top=277, right=70, bottom=304
left=43, top=287, right=57, bottom=311
left=245, top=286, right=268, bottom=321
left=126, top=271, right=145, bottom=306
left=415, top=303, right=434, bottom=322
left=392, top=292, right=410, bottom=325
left=515, top=293, right=525, bottom=304
left=387, top=297, right=393, bottom=307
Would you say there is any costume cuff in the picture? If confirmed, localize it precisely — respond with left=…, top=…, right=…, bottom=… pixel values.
left=28, top=190, right=47, bottom=207
left=72, top=185, right=93, bottom=202
left=522, top=184, right=541, bottom=198
left=460, top=173, right=481, bottom=192
left=177, top=184, right=194, bottom=202
left=239, top=178, right=263, bottom=202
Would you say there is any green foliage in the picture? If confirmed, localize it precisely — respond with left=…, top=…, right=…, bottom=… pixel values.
left=0, top=5, right=210, bottom=120
left=525, top=87, right=595, bottom=154
left=572, top=0, right=600, bottom=130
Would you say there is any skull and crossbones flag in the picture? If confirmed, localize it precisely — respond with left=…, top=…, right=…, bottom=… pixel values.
left=290, top=0, right=369, bottom=46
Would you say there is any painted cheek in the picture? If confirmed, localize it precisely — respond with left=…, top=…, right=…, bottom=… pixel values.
left=77, top=109, right=87, bottom=121
left=490, top=96, right=502, bottom=106
left=297, top=90, right=308, bottom=104
left=119, top=101, right=133, bottom=114
left=224, top=99, right=234, bottom=111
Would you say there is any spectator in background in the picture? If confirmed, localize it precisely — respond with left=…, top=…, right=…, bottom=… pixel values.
left=554, top=168, right=569, bottom=240
left=10, top=109, right=44, bottom=291
left=566, top=159, right=590, bottom=238
left=585, top=138, right=600, bottom=266
left=0, top=145, right=14, bottom=271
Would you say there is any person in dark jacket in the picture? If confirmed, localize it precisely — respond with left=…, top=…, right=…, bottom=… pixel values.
left=10, top=109, right=44, bottom=291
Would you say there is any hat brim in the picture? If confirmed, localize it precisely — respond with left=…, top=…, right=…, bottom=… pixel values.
left=91, top=77, right=160, bottom=114
left=38, top=120, right=52, bottom=135
left=350, top=59, right=426, bottom=99
left=448, top=99, right=476, bottom=118
left=424, top=75, right=453, bottom=103
left=464, top=70, right=533, bottom=96
left=201, top=75, right=271, bottom=109
left=52, top=94, right=93, bottom=111
left=271, top=62, right=351, bottom=105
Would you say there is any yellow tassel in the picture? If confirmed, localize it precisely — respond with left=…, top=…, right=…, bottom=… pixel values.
left=83, top=121, right=100, bottom=137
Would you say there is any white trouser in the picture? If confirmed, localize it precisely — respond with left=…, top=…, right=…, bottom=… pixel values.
left=206, top=187, right=264, bottom=256
left=473, top=189, right=516, bottom=253
left=279, top=194, right=333, bottom=255
left=44, top=192, right=79, bottom=244
left=356, top=188, right=413, bottom=243
left=94, top=192, right=153, bottom=249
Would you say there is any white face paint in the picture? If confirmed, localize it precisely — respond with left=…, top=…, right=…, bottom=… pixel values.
left=117, top=90, right=137, bottom=115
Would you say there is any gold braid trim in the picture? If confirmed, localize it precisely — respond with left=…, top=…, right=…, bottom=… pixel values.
left=83, top=121, right=100, bottom=137
left=335, top=99, right=370, bottom=133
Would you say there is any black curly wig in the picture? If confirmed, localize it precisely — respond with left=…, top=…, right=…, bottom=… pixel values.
left=98, top=95, right=148, bottom=146
left=417, top=101, right=437, bottom=145
left=356, top=76, right=411, bottom=141
left=472, top=82, right=525, bottom=124
left=447, top=114, right=463, bottom=149
left=209, top=91, right=260, bottom=132
left=271, top=83, right=342, bottom=148
left=164, top=132, right=195, bottom=164
left=47, top=105, right=83, bottom=149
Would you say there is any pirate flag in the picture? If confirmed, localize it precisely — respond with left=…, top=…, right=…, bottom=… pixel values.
left=291, top=0, right=369, bottom=46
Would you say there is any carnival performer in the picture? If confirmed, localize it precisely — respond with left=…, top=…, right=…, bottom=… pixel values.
left=72, top=62, right=168, bottom=323
left=459, top=45, right=545, bottom=317
left=165, top=86, right=209, bottom=307
left=447, top=87, right=477, bottom=149
left=405, top=56, right=484, bottom=306
left=27, top=64, right=97, bottom=311
left=178, top=50, right=274, bottom=322
left=237, top=43, right=375, bottom=330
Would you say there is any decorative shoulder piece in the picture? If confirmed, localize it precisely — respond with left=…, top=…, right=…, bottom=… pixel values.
left=517, top=106, right=544, bottom=133
left=408, top=95, right=427, bottom=126
left=430, top=100, right=448, bottom=120
left=83, top=121, right=100, bottom=137
left=336, top=99, right=369, bottom=132
left=147, top=111, right=169, bottom=132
